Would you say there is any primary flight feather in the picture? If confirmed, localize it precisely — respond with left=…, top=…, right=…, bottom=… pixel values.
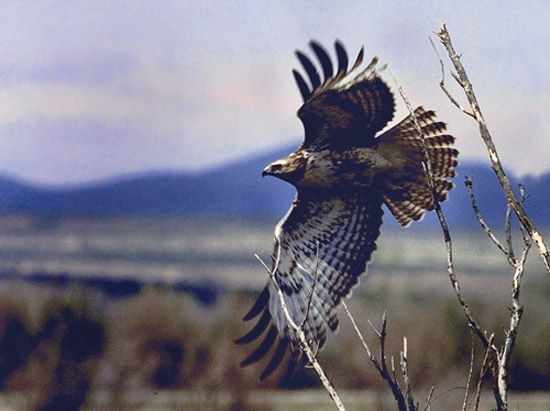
left=235, top=40, right=458, bottom=381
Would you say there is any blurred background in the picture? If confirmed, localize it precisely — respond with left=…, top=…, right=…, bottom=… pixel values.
left=0, top=1, right=549, bottom=409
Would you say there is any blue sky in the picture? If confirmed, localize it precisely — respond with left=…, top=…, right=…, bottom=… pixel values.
left=1, top=1, right=549, bottom=185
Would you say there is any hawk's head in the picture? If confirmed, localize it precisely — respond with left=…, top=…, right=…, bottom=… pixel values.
left=262, top=152, right=307, bottom=185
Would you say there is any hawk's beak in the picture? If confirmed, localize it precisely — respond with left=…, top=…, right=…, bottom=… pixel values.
left=262, top=161, right=283, bottom=178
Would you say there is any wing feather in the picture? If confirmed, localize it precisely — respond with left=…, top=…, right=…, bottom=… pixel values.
left=241, top=286, right=269, bottom=321
left=293, top=41, right=394, bottom=149
left=237, top=189, right=384, bottom=379
left=239, top=326, right=278, bottom=367
left=292, top=69, right=311, bottom=102
left=335, top=40, right=348, bottom=77
left=296, top=50, right=321, bottom=90
left=260, top=338, right=289, bottom=381
left=234, top=305, right=271, bottom=345
left=349, top=46, right=365, bottom=76
left=310, top=41, right=333, bottom=81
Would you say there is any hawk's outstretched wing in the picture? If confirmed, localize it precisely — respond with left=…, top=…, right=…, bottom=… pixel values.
left=235, top=189, right=384, bottom=380
left=293, top=41, right=395, bottom=149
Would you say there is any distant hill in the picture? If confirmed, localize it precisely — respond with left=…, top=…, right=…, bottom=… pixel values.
left=0, top=148, right=548, bottom=228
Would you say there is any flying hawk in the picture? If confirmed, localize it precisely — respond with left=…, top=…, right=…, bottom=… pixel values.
left=235, top=40, right=458, bottom=381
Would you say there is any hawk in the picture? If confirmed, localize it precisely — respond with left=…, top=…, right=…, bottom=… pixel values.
left=235, top=40, right=458, bottom=381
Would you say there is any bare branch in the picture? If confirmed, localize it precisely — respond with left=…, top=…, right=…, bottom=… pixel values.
left=434, top=23, right=542, bottom=410
left=465, top=178, right=514, bottom=264
left=428, top=36, right=475, bottom=118
left=498, top=238, right=530, bottom=405
left=422, top=387, right=435, bottom=411
left=436, top=22, right=550, bottom=275
left=341, top=301, right=374, bottom=360
left=343, top=304, right=410, bottom=410
left=254, top=253, right=346, bottom=410
left=400, top=337, right=417, bottom=410
left=505, top=203, right=514, bottom=261
left=388, top=65, right=492, bottom=351
left=517, top=184, right=531, bottom=242
left=301, top=241, right=320, bottom=329
left=462, top=334, right=475, bottom=411
left=472, top=334, right=494, bottom=411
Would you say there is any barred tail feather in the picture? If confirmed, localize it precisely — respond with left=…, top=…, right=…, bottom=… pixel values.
left=377, top=106, right=458, bottom=227
left=383, top=179, right=454, bottom=226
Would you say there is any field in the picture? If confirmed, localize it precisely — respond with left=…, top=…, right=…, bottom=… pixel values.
left=0, top=215, right=549, bottom=410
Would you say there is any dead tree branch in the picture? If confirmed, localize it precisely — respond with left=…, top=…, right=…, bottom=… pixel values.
left=390, top=36, right=535, bottom=408
left=462, top=334, right=475, bottom=411
left=498, top=186, right=531, bottom=405
left=434, top=23, right=536, bottom=410
left=436, top=22, right=550, bottom=275
left=428, top=37, right=475, bottom=119
left=473, top=334, right=494, bottom=411
left=342, top=303, right=417, bottom=410
left=389, top=63, right=499, bottom=409
left=465, top=178, right=514, bottom=264
left=254, top=253, right=346, bottom=410
left=464, top=178, right=531, bottom=409
left=400, top=337, right=417, bottom=411
left=301, top=241, right=320, bottom=329
left=388, top=67, right=493, bottom=353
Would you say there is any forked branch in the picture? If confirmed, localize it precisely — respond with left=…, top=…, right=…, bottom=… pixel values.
left=433, top=23, right=536, bottom=410
left=436, top=22, right=550, bottom=275
left=388, top=67, right=493, bottom=352
left=342, top=303, right=418, bottom=410
left=465, top=178, right=531, bottom=409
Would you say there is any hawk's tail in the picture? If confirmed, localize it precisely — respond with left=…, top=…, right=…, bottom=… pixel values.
left=377, top=106, right=458, bottom=227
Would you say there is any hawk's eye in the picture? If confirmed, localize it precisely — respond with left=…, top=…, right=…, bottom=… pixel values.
left=271, top=164, right=283, bottom=172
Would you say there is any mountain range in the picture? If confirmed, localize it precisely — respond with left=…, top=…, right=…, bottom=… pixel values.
left=0, top=147, right=548, bottom=228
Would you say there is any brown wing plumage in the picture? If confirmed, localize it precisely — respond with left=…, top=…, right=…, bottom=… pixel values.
left=293, top=41, right=395, bottom=149
left=235, top=189, right=384, bottom=380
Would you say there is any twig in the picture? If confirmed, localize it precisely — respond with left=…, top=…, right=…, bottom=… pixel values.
left=421, top=387, right=435, bottom=411
left=465, top=178, right=514, bottom=265
left=254, top=253, right=346, bottom=410
left=498, top=230, right=530, bottom=405
left=472, top=334, right=495, bottom=411
left=505, top=204, right=514, bottom=259
left=462, top=333, right=475, bottom=411
left=429, top=36, right=475, bottom=118
left=342, top=304, right=410, bottom=410
left=301, top=241, right=320, bottom=329
left=400, top=337, right=417, bottom=411
left=341, top=301, right=374, bottom=360
left=465, top=179, right=530, bottom=409
left=436, top=22, right=550, bottom=275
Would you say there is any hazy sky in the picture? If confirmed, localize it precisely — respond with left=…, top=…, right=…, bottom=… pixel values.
left=1, top=1, right=549, bottom=185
